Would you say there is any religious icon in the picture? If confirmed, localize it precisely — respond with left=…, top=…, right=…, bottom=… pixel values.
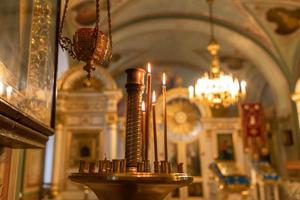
left=69, top=132, right=99, bottom=168
left=217, top=134, right=235, bottom=161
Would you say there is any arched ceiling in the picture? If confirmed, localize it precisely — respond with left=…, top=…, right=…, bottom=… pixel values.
left=61, top=0, right=300, bottom=117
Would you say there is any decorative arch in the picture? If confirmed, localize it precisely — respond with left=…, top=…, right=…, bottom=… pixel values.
left=57, top=63, right=117, bottom=92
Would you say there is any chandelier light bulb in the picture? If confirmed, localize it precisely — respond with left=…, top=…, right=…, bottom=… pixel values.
left=241, top=80, right=247, bottom=94
left=188, top=85, right=194, bottom=99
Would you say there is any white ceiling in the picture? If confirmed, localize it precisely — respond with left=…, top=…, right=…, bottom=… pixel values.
left=61, top=0, right=300, bottom=117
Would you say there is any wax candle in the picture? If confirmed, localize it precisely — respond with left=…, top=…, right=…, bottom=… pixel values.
left=152, top=91, right=158, bottom=162
left=162, top=73, right=168, bottom=161
left=144, top=63, right=152, bottom=161
left=141, top=101, right=146, bottom=161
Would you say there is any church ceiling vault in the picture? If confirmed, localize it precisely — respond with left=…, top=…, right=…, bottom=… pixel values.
left=61, top=0, right=300, bottom=117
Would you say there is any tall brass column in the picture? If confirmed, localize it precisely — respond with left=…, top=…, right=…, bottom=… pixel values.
left=125, top=68, right=145, bottom=170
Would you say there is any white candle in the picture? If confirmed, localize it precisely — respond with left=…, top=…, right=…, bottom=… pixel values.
left=162, top=73, right=168, bottom=161
left=0, top=80, right=4, bottom=96
left=141, top=101, right=146, bottom=161
left=152, top=91, right=158, bottom=162
left=145, top=63, right=152, bottom=161
left=6, top=86, right=12, bottom=100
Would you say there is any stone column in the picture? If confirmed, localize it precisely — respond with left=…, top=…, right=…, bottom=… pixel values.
left=103, top=113, right=118, bottom=160
left=51, top=123, right=64, bottom=197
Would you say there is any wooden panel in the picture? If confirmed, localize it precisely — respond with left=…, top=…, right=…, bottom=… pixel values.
left=0, top=114, right=49, bottom=148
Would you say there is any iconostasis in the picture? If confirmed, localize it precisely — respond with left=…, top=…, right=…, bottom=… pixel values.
left=135, top=87, right=246, bottom=200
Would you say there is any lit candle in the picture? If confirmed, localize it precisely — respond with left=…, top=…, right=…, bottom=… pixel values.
left=144, top=63, right=152, bottom=161
left=162, top=73, right=168, bottom=161
left=0, top=80, right=4, bottom=96
left=152, top=91, right=158, bottom=163
left=6, top=86, right=12, bottom=100
left=141, top=101, right=146, bottom=161
left=188, top=85, right=194, bottom=99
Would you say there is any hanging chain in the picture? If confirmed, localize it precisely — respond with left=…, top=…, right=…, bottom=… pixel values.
left=95, top=0, right=100, bottom=30
left=208, top=0, right=215, bottom=42
left=59, top=0, right=69, bottom=36
left=59, top=0, right=77, bottom=58
left=206, top=0, right=220, bottom=77
left=90, top=0, right=101, bottom=62
left=107, top=0, right=113, bottom=52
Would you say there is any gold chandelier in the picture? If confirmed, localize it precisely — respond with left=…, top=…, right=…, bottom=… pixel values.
left=188, top=0, right=246, bottom=108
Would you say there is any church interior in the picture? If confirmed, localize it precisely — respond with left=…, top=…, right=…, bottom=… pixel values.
left=1, top=0, right=300, bottom=200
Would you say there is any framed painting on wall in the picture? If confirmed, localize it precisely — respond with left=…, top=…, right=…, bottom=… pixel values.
left=217, top=133, right=235, bottom=161
left=69, top=132, right=99, bottom=169
left=0, top=0, right=60, bottom=148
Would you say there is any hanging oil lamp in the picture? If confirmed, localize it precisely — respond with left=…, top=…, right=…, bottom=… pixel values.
left=59, top=0, right=113, bottom=80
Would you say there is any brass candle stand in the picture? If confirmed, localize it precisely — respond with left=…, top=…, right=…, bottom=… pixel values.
left=69, top=68, right=193, bottom=200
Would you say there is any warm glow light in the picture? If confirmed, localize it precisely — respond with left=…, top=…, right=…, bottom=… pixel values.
left=6, top=86, right=12, bottom=99
left=142, top=101, right=145, bottom=112
left=190, top=72, right=246, bottom=107
left=147, top=63, right=151, bottom=73
left=188, top=85, right=194, bottom=99
left=152, top=91, right=156, bottom=103
left=162, top=73, right=166, bottom=85
left=241, top=80, right=247, bottom=94
left=0, top=80, right=4, bottom=96
left=241, top=80, right=246, bottom=89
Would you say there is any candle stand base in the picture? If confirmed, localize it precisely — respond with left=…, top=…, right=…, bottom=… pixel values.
left=70, top=172, right=193, bottom=200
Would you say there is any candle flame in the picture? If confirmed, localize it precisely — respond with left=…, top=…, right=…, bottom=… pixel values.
left=147, top=63, right=151, bottom=73
left=152, top=91, right=156, bottom=103
left=142, top=101, right=145, bottom=111
left=162, top=73, right=166, bottom=85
